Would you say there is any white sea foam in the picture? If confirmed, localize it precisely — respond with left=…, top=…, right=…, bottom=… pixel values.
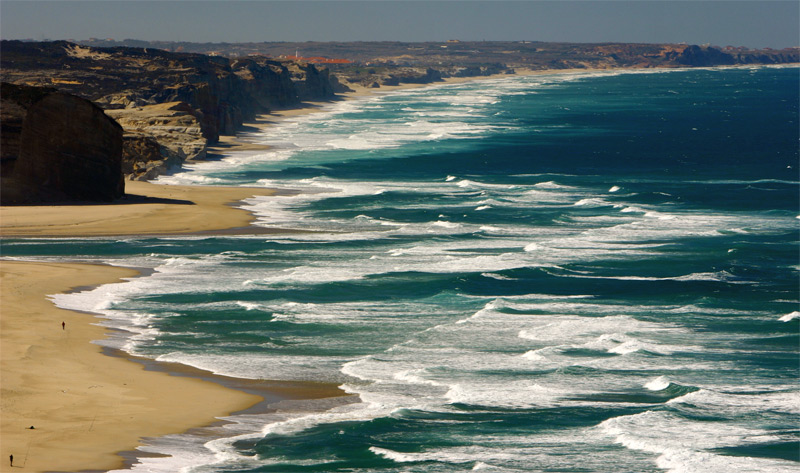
left=668, top=388, right=800, bottom=415
left=445, top=381, right=564, bottom=408
left=644, top=376, right=671, bottom=391
left=235, top=301, right=262, bottom=311
left=778, top=311, right=800, bottom=322
left=597, top=410, right=797, bottom=473
left=533, top=181, right=572, bottom=190
left=574, top=197, right=611, bottom=207
left=370, top=445, right=527, bottom=466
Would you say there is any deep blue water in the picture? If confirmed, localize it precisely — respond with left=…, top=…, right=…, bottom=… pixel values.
left=3, top=66, right=798, bottom=472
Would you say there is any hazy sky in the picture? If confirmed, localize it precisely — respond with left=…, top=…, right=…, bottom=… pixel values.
left=1, top=1, right=797, bottom=48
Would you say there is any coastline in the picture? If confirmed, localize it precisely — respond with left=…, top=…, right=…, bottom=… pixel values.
left=0, top=74, right=505, bottom=471
left=202, top=66, right=638, bottom=157
left=0, top=68, right=617, bottom=472
left=0, top=261, right=263, bottom=472
left=0, top=67, right=656, bottom=471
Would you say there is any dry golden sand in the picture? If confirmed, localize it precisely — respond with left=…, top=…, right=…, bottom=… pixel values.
left=0, top=181, right=281, bottom=238
left=0, top=69, right=583, bottom=472
left=0, top=261, right=262, bottom=472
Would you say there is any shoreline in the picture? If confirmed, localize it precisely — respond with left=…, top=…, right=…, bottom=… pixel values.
left=0, top=66, right=649, bottom=472
left=1, top=73, right=477, bottom=471
left=0, top=181, right=287, bottom=238
left=0, top=261, right=259, bottom=472
left=0, top=260, right=348, bottom=472
left=201, top=65, right=662, bottom=157
left=0, top=64, right=764, bottom=471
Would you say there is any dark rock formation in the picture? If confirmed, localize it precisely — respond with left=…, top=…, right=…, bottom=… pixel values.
left=676, top=45, right=737, bottom=67
left=1, top=82, right=123, bottom=204
left=329, top=73, right=354, bottom=93
left=381, top=68, right=443, bottom=86
left=286, top=61, right=337, bottom=101
left=1, top=41, right=345, bottom=181
left=232, top=57, right=301, bottom=109
left=0, top=82, right=57, bottom=176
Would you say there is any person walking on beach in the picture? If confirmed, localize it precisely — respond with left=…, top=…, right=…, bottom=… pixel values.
left=9, top=453, right=13, bottom=467
left=62, top=321, right=65, bottom=330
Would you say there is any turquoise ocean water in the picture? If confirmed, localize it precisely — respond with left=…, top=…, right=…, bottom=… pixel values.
left=3, top=66, right=799, bottom=472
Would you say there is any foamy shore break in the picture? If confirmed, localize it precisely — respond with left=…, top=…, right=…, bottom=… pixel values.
left=0, top=72, right=535, bottom=472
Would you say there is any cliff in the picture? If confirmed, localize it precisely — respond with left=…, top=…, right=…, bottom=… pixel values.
left=105, top=102, right=207, bottom=180
left=1, top=40, right=339, bottom=181
left=0, top=41, right=338, bottom=142
left=1, top=83, right=124, bottom=204
left=284, top=61, right=337, bottom=101
left=1, top=40, right=796, bottom=191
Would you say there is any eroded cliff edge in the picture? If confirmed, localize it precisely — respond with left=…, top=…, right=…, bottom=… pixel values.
left=1, top=41, right=340, bottom=186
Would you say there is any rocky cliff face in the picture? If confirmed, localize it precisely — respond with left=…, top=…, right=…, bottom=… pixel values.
left=675, top=45, right=737, bottom=67
left=1, top=83, right=124, bottom=204
left=336, top=64, right=511, bottom=89
left=232, top=57, right=301, bottom=109
left=0, top=41, right=337, bottom=143
left=105, top=102, right=206, bottom=180
left=0, top=83, right=57, bottom=177
left=286, top=61, right=337, bottom=101
left=1, top=41, right=345, bottom=182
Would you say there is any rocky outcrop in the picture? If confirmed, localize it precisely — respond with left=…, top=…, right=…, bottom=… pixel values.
left=381, top=68, right=443, bottom=86
left=232, top=57, right=301, bottom=109
left=0, top=41, right=338, bottom=143
left=285, top=61, right=337, bottom=101
left=1, top=41, right=345, bottom=181
left=338, top=64, right=512, bottom=89
left=0, top=83, right=57, bottom=177
left=731, top=50, right=800, bottom=64
left=675, top=45, right=736, bottom=67
left=1, top=82, right=123, bottom=204
left=328, top=73, right=354, bottom=93
left=105, top=102, right=207, bottom=180
left=119, top=133, right=182, bottom=181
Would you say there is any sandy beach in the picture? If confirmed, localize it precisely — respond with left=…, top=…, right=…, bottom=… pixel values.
left=0, top=181, right=284, bottom=238
left=0, top=70, right=562, bottom=472
left=0, top=262, right=264, bottom=472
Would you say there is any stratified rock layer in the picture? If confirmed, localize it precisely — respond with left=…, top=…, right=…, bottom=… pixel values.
left=105, top=102, right=207, bottom=180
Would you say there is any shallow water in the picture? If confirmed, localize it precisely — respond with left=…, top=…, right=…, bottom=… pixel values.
left=3, top=66, right=798, bottom=472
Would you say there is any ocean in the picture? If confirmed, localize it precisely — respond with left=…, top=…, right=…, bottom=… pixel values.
left=3, top=66, right=798, bottom=472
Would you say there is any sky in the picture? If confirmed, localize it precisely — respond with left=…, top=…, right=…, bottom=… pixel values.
left=0, top=1, right=797, bottom=49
